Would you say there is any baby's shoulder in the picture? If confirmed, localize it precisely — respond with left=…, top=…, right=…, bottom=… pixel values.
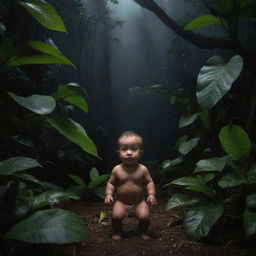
left=138, top=164, right=148, bottom=173
left=112, top=164, right=122, bottom=173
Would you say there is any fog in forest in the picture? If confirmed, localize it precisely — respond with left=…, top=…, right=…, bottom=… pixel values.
left=50, top=0, right=226, bottom=169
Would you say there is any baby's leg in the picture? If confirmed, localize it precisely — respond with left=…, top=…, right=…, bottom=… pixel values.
left=112, top=200, right=127, bottom=240
left=135, top=200, right=151, bottom=239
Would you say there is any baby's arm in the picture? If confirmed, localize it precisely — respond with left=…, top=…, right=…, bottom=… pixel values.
left=143, top=167, right=157, bottom=206
left=104, top=168, right=117, bottom=205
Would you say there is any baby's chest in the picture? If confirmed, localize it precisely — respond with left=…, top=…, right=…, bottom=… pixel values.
left=118, top=172, right=144, bottom=184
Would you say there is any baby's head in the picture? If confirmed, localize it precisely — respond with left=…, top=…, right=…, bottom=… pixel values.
left=117, top=131, right=143, bottom=164
left=117, top=131, right=143, bottom=150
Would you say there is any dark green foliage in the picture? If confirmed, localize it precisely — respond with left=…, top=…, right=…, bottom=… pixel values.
left=0, top=0, right=99, bottom=247
left=67, top=167, right=110, bottom=199
left=163, top=52, right=256, bottom=241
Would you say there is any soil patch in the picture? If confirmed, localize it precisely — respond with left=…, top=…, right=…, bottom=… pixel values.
left=52, top=200, right=250, bottom=256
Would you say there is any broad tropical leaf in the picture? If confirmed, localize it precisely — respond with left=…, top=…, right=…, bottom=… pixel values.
left=9, top=92, right=56, bottom=115
left=166, top=194, right=200, bottom=211
left=185, top=184, right=215, bottom=199
left=52, top=85, right=88, bottom=112
left=5, top=208, right=87, bottom=243
left=0, top=157, right=41, bottom=175
left=47, top=115, right=98, bottom=157
left=243, top=209, right=256, bottom=235
left=15, top=173, right=48, bottom=189
left=194, top=157, right=227, bottom=173
left=197, top=55, right=243, bottom=111
left=183, top=203, right=224, bottom=241
left=17, top=0, right=66, bottom=32
left=184, top=15, right=228, bottom=30
left=7, top=41, right=75, bottom=67
left=178, top=137, right=200, bottom=155
left=178, top=113, right=198, bottom=128
left=218, top=172, right=246, bottom=188
left=169, top=176, right=202, bottom=186
left=30, top=191, right=79, bottom=211
left=219, top=125, right=251, bottom=160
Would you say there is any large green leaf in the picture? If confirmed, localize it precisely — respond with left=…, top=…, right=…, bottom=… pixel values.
left=183, top=203, right=224, bottom=241
left=197, top=55, right=243, bottom=111
left=17, top=0, right=66, bottom=32
left=0, top=157, right=41, bottom=175
left=9, top=92, right=56, bottom=115
left=166, top=194, right=200, bottom=211
left=243, top=209, right=256, bottom=235
left=178, top=113, right=198, bottom=128
left=7, top=41, right=75, bottom=67
left=15, top=173, right=48, bottom=189
left=30, top=191, right=79, bottom=211
left=178, top=137, right=200, bottom=155
left=5, top=208, right=87, bottom=243
left=218, top=172, right=246, bottom=188
left=219, top=124, right=251, bottom=160
left=184, top=15, right=228, bottom=30
left=47, top=115, right=98, bottom=157
left=194, top=157, right=227, bottom=173
left=185, top=185, right=215, bottom=199
left=52, top=85, right=88, bottom=113
left=170, top=176, right=202, bottom=186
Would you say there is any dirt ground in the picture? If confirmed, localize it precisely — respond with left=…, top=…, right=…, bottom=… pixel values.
left=49, top=199, right=254, bottom=256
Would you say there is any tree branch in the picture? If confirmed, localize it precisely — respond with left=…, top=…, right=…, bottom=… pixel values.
left=133, top=0, right=255, bottom=70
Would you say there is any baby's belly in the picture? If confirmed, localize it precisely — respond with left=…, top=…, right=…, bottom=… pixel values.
left=117, top=183, right=144, bottom=204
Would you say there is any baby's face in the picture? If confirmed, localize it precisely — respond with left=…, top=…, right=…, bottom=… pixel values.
left=118, top=136, right=143, bottom=165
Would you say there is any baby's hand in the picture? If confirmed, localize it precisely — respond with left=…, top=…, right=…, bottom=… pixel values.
left=147, top=195, right=157, bottom=206
left=104, top=194, right=114, bottom=205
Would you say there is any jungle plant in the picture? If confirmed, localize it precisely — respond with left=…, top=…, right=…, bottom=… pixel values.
left=67, top=167, right=110, bottom=199
left=163, top=54, right=256, bottom=241
left=0, top=156, right=87, bottom=244
left=0, top=0, right=98, bottom=247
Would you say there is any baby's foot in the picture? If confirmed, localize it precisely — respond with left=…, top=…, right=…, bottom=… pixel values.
left=112, top=234, right=122, bottom=240
left=141, top=233, right=151, bottom=240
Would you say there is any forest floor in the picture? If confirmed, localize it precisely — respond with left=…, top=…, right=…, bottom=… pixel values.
left=48, top=199, right=255, bottom=256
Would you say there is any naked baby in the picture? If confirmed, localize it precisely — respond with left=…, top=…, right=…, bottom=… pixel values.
left=104, top=131, right=157, bottom=240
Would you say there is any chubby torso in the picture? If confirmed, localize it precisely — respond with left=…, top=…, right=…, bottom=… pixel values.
left=114, top=164, right=148, bottom=205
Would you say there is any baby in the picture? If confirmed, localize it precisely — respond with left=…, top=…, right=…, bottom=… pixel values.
left=104, top=131, right=157, bottom=240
